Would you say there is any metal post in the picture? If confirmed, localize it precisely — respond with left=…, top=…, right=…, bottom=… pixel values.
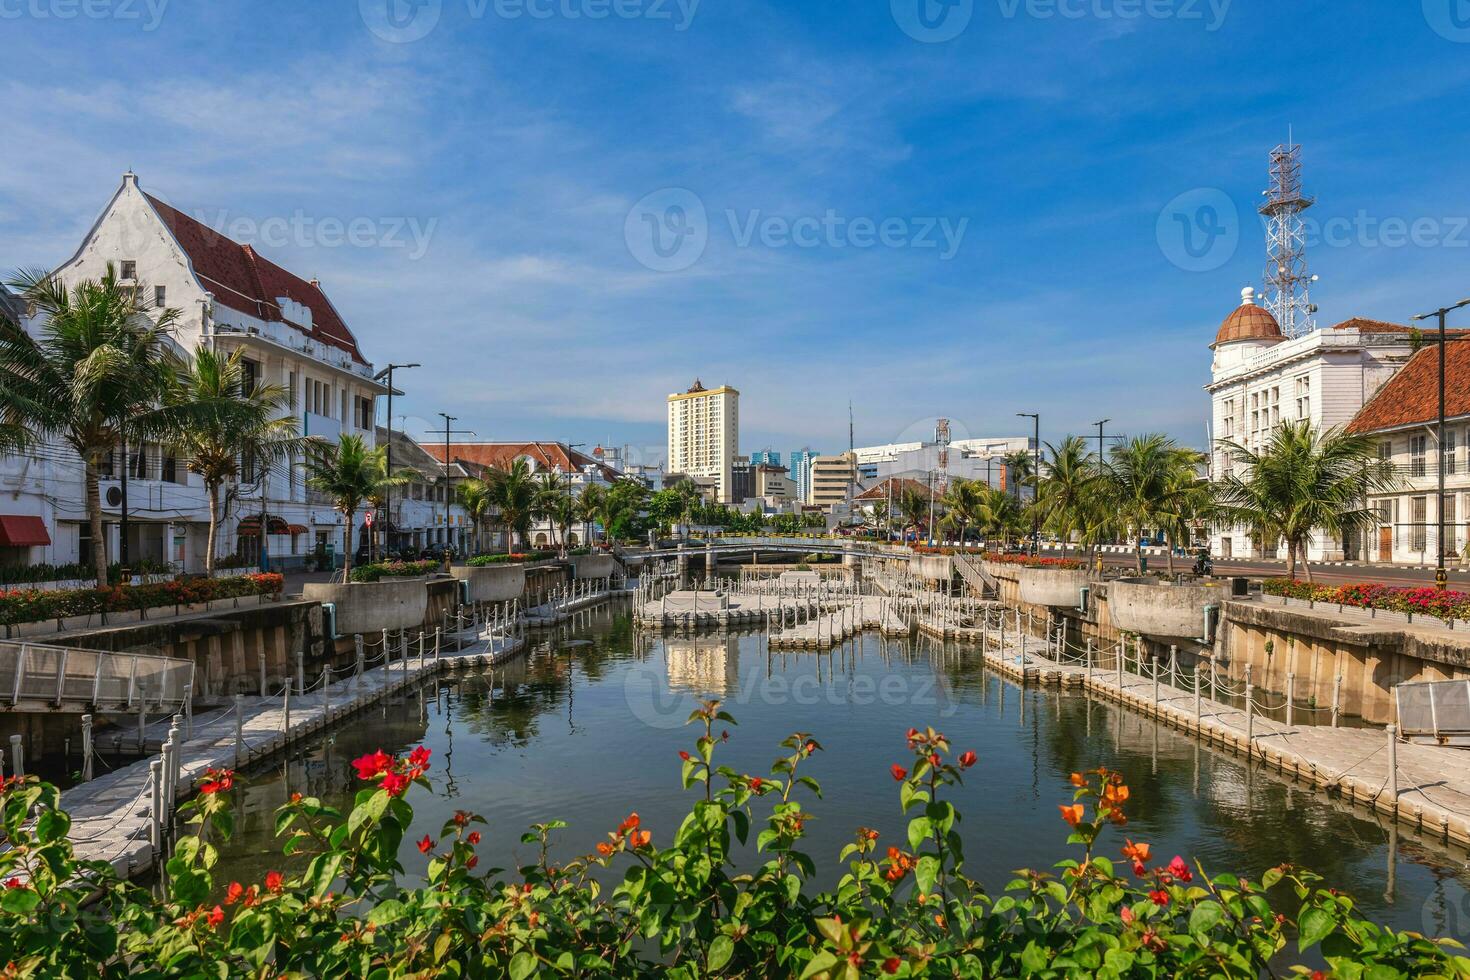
left=1387, top=723, right=1399, bottom=803
left=1085, top=637, right=1093, bottom=686
left=1152, top=657, right=1159, bottom=710
left=183, top=682, right=193, bottom=740
left=322, top=667, right=331, bottom=716
left=283, top=684, right=291, bottom=736
left=1331, top=673, right=1342, bottom=728
left=1194, top=665, right=1202, bottom=724
left=1245, top=680, right=1255, bottom=756
left=259, top=652, right=267, bottom=696
left=295, top=652, right=305, bottom=696
left=81, top=714, right=94, bottom=782
left=1169, top=645, right=1178, bottom=689
left=161, top=733, right=175, bottom=813
left=234, top=695, right=244, bottom=765
left=1286, top=672, right=1296, bottom=727
left=435, top=627, right=442, bottom=659
left=137, top=689, right=147, bottom=752
left=8, top=734, right=22, bottom=778
left=148, top=759, right=163, bottom=857
left=382, top=628, right=390, bottom=671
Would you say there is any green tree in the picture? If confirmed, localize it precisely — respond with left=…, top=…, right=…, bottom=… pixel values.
left=939, top=478, right=985, bottom=547
left=303, top=433, right=400, bottom=580
left=489, top=459, right=539, bottom=554
left=0, top=264, right=184, bottom=585
left=1104, top=434, right=1203, bottom=573
left=897, top=485, right=931, bottom=538
left=1004, top=449, right=1035, bottom=503
left=456, top=477, right=495, bottom=554
left=1034, top=436, right=1106, bottom=563
left=975, top=484, right=1024, bottom=550
left=1213, top=421, right=1398, bottom=581
left=167, top=346, right=302, bottom=577
left=534, top=469, right=574, bottom=553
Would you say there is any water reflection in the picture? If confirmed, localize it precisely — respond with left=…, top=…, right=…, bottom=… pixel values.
left=212, top=605, right=1470, bottom=943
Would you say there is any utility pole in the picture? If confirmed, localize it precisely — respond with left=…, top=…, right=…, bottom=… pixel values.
left=1411, top=298, right=1470, bottom=590
left=437, top=414, right=474, bottom=560
left=373, top=362, right=419, bottom=558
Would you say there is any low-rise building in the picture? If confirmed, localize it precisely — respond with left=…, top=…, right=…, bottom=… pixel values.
left=808, top=451, right=858, bottom=512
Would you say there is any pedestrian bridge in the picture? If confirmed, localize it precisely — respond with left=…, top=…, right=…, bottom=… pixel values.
left=0, top=640, right=194, bottom=713
left=622, top=536, right=916, bottom=563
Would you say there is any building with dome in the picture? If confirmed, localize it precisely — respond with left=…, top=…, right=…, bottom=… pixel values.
left=1205, top=285, right=1413, bottom=562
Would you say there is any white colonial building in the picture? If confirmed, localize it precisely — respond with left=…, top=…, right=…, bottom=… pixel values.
left=0, top=173, right=384, bottom=574
left=1205, top=286, right=1415, bottom=563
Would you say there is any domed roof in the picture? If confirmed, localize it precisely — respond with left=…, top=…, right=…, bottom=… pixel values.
left=1212, top=287, right=1284, bottom=348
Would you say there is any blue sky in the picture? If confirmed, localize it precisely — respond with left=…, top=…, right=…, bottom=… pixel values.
left=5, top=0, right=1470, bottom=466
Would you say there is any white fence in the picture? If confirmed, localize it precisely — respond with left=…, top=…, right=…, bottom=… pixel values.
left=0, top=640, right=194, bottom=711
left=1396, top=680, right=1470, bottom=745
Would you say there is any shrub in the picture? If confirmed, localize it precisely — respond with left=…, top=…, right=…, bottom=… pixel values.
left=348, top=559, right=440, bottom=583
left=2, top=704, right=1464, bottom=977
left=466, top=550, right=557, bottom=567
left=0, top=573, right=282, bottom=626
left=1264, top=578, right=1470, bottom=620
left=978, top=552, right=1084, bottom=570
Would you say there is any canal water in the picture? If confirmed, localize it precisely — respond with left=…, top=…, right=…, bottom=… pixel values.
left=211, top=603, right=1470, bottom=944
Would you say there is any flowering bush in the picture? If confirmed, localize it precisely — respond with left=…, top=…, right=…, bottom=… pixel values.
left=982, top=552, right=1084, bottom=570
left=0, top=703, right=1464, bottom=976
left=0, top=573, right=283, bottom=626
left=348, top=559, right=441, bottom=583
left=466, top=551, right=557, bottom=566
left=1265, top=578, right=1470, bottom=620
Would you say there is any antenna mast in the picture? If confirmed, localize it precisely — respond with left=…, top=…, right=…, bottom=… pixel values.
left=1259, top=139, right=1317, bottom=338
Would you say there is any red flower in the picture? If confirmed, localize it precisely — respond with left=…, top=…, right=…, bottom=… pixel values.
left=883, top=957, right=901, bottom=974
left=596, top=842, right=614, bottom=857
left=618, top=812, right=640, bottom=834
left=198, top=768, right=234, bottom=795
left=352, top=750, right=393, bottom=780
left=467, top=831, right=481, bottom=845
left=678, top=751, right=691, bottom=761
left=466, top=855, right=478, bottom=869
left=748, top=776, right=764, bottom=792
left=407, top=746, right=432, bottom=771
left=1168, top=855, right=1193, bottom=883
left=381, top=770, right=410, bottom=796
left=225, top=881, right=244, bottom=905
left=417, top=834, right=434, bottom=855
left=928, top=752, right=941, bottom=767
left=206, top=905, right=225, bottom=928
left=631, top=830, right=651, bottom=848
left=890, top=764, right=908, bottom=782
left=265, top=871, right=283, bottom=894
left=958, top=750, right=977, bottom=769
left=1120, top=906, right=1134, bottom=924
left=3, top=878, right=21, bottom=890
left=1148, top=889, right=1170, bottom=907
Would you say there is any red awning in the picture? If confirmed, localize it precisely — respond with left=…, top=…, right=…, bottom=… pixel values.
left=237, top=516, right=291, bottom=537
left=0, top=515, right=50, bottom=547
left=286, top=524, right=308, bottom=535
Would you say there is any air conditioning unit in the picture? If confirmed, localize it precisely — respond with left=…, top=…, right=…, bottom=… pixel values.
left=105, top=486, right=123, bottom=507
left=321, top=601, right=338, bottom=640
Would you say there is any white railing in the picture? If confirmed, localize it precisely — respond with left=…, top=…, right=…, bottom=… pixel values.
left=0, top=640, right=194, bottom=711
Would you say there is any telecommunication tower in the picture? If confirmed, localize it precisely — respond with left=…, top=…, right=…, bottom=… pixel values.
left=1259, top=140, right=1318, bottom=338
left=935, top=418, right=951, bottom=490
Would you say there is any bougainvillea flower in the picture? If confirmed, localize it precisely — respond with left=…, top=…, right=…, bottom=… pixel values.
left=1168, top=856, right=1193, bottom=883
left=467, top=831, right=481, bottom=845
left=1149, top=889, right=1170, bottom=907
left=1059, top=804, right=1085, bottom=827
left=381, top=770, right=410, bottom=797
left=206, top=905, right=225, bottom=928
left=265, top=871, right=283, bottom=894
left=417, top=835, right=434, bottom=855
left=890, top=764, right=908, bottom=782
left=1121, top=840, right=1151, bottom=864
left=958, top=750, right=977, bottom=769
left=352, top=750, right=393, bottom=780
left=632, top=830, right=651, bottom=848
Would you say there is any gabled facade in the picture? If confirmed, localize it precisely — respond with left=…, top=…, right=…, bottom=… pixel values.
left=0, top=173, right=383, bottom=574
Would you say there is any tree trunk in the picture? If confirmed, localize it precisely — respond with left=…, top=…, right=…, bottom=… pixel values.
left=1165, top=532, right=1176, bottom=576
left=1284, top=538, right=1297, bottom=581
left=342, top=508, right=355, bottom=581
left=1299, top=540, right=1314, bottom=583
left=85, top=458, right=107, bottom=587
left=205, top=482, right=221, bottom=577
left=1134, top=536, right=1145, bottom=574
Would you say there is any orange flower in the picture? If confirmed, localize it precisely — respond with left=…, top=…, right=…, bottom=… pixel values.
left=1059, top=804, right=1085, bottom=827
left=1069, top=772, right=1086, bottom=787
left=1120, top=839, right=1151, bottom=864
left=618, top=812, right=640, bottom=834
left=206, top=905, right=224, bottom=929
left=632, top=830, right=651, bottom=848
left=1102, top=783, right=1130, bottom=806
left=596, top=842, right=614, bottom=857
left=890, top=764, right=908, bottom=782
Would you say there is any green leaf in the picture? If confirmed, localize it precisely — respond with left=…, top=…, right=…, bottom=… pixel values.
left=906, top=816, right=932, bottom=850
left=0, top=887, right=40, bottom=915
left=800, top=951, right=839, bottom=980
left=1188, top=900, right=1224, bottom=934
left=708, top=935, right=734, bottom=971
left=1298, top=906, right=1334, bottom=951
left=915, top=855, right=939, bottom=895
left=508, top=951, right=537, bottom=980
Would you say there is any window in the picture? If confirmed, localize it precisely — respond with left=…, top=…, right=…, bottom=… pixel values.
left=1444, top=430, right=1458, bottom=476
left=161, top=454, right=177, bottom=483
left=1410, top=435, right=1427, bottom=477
left=120, top=260, right=136, bottom=280
left=1445, top=495, right=1458, bottom=552
left=154, top=285, right=166, bottom=308
left=356, top=395, right=373, bottom=430
left=1378, top=440, right=1392, bottom=461
left=1294, top=376, right=1310, bottom=420
left=240, top=359, right=260, bottom=397
left=1411, top=496, right=1428, bottom=552
left=129, top=445, right=148, bottom=480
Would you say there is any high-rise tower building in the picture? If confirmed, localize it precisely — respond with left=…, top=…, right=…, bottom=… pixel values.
left=666, top=380, right=740, bottom=503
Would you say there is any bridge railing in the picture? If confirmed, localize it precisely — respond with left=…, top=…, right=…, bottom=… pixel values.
left=0, top=640, right=195, bottom=711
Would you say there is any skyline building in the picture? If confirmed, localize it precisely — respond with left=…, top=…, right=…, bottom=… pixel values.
left=666, top=379, right=740, bottom=503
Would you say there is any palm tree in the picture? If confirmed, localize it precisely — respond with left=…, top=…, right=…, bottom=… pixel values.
left=166, top=346, right=302, bottom=577
left=490, top=459, right=539, bottom=554
left=1213, top=421, right=1397, bottom=581
left=577, top=483, right=606, bottom=547
left=939, top=478, right=985, bottom=548
left=672, top=480, right=703, bottom=540
left=1, top=265, right=183, bottom=586
left=302, top=433, right=399, bottom=580
left=896, top=485, right=930, bottom=540
left=1034, top=436, right=1099, bottom=561
left=975, top=484, right=1024, bottom=550
left=1105, top=434, right=1202, bottom=573
left=1004, top=449, right=1035, bottom=503
left=456, top=477, right=495, bottom=555
left=534, top=469, right=575, bottom=553
left=1157, top=461, right=1213, bottom=575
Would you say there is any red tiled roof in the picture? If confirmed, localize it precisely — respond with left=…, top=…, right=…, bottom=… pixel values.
left=1329, top=317, right=1416, bottom=333
left=1347, top=340, right=1470, bottom=433
left=426, top=442, right=622, bottom=482
left=1213, top=304, right=1283, bottom=348
left=854, top=477, right=928, bottom=501
left=144, top=193, right=368, bottom=365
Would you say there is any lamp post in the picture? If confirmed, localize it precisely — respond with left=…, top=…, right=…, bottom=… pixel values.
left=1017, top=412, right=1040, bottom=554
left=372, top=362, right=419, bottom=559
left=436, top=414, right=474, bottom=560
left=1411, top=298, right=1470, bottom=590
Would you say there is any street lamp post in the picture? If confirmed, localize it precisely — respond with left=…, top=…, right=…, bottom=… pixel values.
left=372, top=362, right=419, bottom=559
left=1017, top=412, right=1040, bottom=554
left=436, top=414, right=474, bottom=561
left=1411, top=298, right=1470, bottom=590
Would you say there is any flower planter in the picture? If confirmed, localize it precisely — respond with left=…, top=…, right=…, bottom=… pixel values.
left=1017, top=567, right=1092, bottom=608
left=570, top=554, right=621, bottom=580
left=450, top=564, right=526, bottom=603
left=910, top=555, right=953, bottom=583
left=1108, top=577, right=1228, bottom=641
left=302, top=578, right=430, bottom=636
